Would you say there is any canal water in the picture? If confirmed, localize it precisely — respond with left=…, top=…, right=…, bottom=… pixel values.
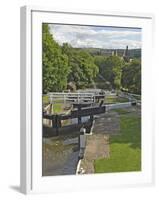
left=42, top=115, right=91, bottom=176
left=42, top=133, right=80, bottom=176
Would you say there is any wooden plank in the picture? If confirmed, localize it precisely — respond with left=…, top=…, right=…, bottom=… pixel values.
left=71, top=106, right=106, bottom=117
left=43, top=102, right=134, bottom=120
left=43, top=106, right=106, bottom=120
left=43, top=113, right=53, bottom=120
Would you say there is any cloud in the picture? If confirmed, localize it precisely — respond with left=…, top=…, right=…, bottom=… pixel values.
left=49, top=24, right=141, bottom=49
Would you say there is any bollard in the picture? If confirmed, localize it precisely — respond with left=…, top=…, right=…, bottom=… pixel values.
left=79, top=135, right=86, bottom=148
left=80, top=127, right=86, bottom=135
left=78, top=127, right=86, bottom=159
left=78, top=127, right=86, bottom=149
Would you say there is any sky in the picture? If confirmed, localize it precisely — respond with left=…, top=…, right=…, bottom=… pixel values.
left=49, top=24, right=141, bottom=49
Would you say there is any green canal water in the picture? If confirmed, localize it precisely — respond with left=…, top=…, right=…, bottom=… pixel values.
left=42, top=134, right=80, bottom=176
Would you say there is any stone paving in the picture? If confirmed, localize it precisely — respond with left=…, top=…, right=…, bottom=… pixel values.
left=79, top=111, right=120, bottom=174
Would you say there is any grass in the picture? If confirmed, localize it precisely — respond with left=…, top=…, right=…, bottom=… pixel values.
left=42, top=95, right=64, bottom=114
left=43, top=95, right=49, bottom=104
left=94, top=109, right=141, bottom=173
left=53, top=103, right=63, bottom=114
left=112, top=108, right=133, bottom=115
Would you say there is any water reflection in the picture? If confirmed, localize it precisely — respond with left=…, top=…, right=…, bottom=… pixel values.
left=42, top=134, right=79, bottom=176
left=42, top=114, right=91, bottom=176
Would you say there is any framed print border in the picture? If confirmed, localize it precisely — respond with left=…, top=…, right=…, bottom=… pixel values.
left=20, top=6, right=154, bottom=194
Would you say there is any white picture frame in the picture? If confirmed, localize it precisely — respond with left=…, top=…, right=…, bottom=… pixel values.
left=20, top=6, right=154, bottom=194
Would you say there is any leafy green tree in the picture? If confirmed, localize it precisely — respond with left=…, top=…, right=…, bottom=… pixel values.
left=94, top=56, right=107, bottom=74
left=62, top=43, right=99, bottom=89
left=105, top=56, right=123, bottom=89
left=95, top=55, right=123, bottom=90
left=121, top=59, right=141, bottom=94
left=42, top=24, right=70, bottom=93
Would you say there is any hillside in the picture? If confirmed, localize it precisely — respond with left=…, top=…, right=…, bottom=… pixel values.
left=75, top=47, right=141, bottom=58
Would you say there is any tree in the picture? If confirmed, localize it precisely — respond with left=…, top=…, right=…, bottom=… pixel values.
left=95, top=55, right=123, bottom=90
left=121, top=59, right=141, bottom=94
left=106, top=56, right=123, bottom=89
left=62, top=43, right=99, bottom=89
left=94, top=56, right=107, bottom=74
left=42, top=24, right=70, bottom=93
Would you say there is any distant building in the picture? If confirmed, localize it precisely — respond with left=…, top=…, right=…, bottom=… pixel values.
left=115, top=49, right=118, bottom=56
left=123, top=45, right=130, bottom=62
left=81, top=46, right=141, bottom=59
